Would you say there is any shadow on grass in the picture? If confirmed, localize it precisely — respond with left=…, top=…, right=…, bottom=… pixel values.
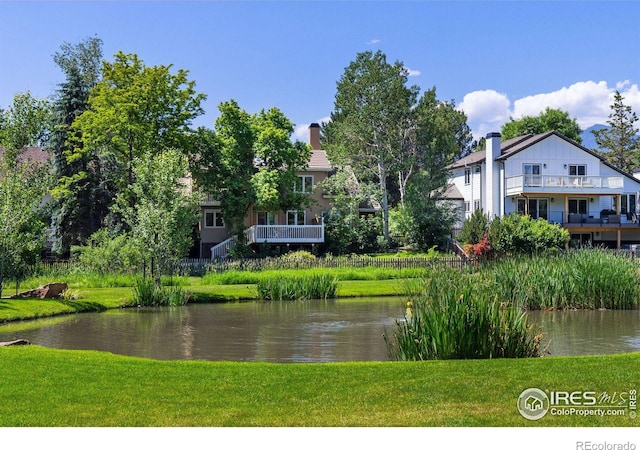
left=0, top=301, right=18, bottom=311
left=59, top=300, right=108, bottom=313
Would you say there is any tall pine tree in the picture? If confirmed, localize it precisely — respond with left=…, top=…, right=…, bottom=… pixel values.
left=49, top=37, right=111, bottom=256
left=593, top=90, right=640, bottom=174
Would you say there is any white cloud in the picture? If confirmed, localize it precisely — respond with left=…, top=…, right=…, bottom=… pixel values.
left=458, top=89, right=511, bottom=138
left=367, top=39, right=382, bottom=45
left=459, top=81, right=640, bottom=140
left=404, top=66, right=421, bottom=77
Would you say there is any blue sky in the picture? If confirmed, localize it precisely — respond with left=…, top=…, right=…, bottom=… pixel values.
left=1, top=1, right=639, bottom=141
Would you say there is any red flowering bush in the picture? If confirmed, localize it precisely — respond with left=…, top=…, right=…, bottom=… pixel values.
left=463, top=234, right=491, bottom=257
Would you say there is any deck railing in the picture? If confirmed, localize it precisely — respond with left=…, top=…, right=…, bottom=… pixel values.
left=506, top=175, right=624, bottom=194
left=247, top=225, right=324, bottom=244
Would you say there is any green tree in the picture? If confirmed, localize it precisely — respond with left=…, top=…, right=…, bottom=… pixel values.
left=115, top=149, right=199, bottom=285
left=324, top=50, right=419, bottom=245
left=49, top=37, right=112, bottom=255
left=0, top=92, right=53, bottom=297
left=0, top=157, right=51, bottom=297
left=0, top=91, right=52, bottom=164
left=325, top=52, right=473, bottom=250
left=593, top=90, right=640, bottom=174
left=399, top=88, right=473, bottom=205
left=72, top=51, right=206, bottom=211
left=500, top=107, right=582, bottom=143
left=320, top=170, right=385, bottom=254
left=458, top=208, right=490, bottom=245
left=251, top=107, right=311, bottom=214
left=194, top=100, right=311, bottom=253
left=398, top=89, right=473, bottom=250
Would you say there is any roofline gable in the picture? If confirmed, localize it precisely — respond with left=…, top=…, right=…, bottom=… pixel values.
left=496, top=130, right=640, bottom=182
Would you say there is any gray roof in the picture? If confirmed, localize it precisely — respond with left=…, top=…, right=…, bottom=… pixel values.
left=441, top=183, right=464, bottom=200
left=449, top=131, right=640, bottom=183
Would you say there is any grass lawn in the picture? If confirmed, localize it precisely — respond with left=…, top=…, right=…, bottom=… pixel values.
left=0, top=346, right=637, bottom=427
left=1, top=279, right=409, bottom=323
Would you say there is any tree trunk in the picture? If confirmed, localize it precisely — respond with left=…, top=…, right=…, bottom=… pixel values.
left=379, top=159, right=389, bottom=245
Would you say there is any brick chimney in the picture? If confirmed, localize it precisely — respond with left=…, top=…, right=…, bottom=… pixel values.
left=309, top=123, right=321, bottom=150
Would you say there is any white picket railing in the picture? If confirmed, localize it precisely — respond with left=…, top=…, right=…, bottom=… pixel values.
left=211, top=225, right=325, bottom=259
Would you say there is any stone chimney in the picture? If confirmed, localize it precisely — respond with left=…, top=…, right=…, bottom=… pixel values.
left=309, top=123, right=321, bottom=150
left=485, top=132, right=502, bottom=218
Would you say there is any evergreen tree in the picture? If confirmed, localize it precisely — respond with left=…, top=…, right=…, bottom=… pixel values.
left=593, top=90, right=640, bottom=174
left=49, top=37, right=109, bottom=256
left=50, top=66, right=114, bottom=255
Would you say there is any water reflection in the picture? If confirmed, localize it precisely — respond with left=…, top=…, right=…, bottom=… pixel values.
left=528, top=309, right=640, bottom=356
left=1, top=299, right=638, bottom=362
left=0, top=298, right=405, bottom=362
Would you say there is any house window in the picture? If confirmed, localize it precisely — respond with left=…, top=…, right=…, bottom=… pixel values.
left=517, top=198, right=548, bottom=220
left=295, top=175, right=314, bottom=193
left=465, top=201, right=470, bottom=212
left=568, top=165, right=587, bottom=176
left=204, top=209, right=224, bottom=228
left=529, top=198, right=548, bottom=220
left=523, top=164, right=541, bottom=187
left=464, top=168, right=471, bottom=185
left=473, top=200, right=480, bottom=211
left=621, top=194, right=637, bottom=217
left=568, top=198, right=588, bottom=215
left=257, top=211, right=276, bottom=225
left=286, top=210, right=306, bottom=225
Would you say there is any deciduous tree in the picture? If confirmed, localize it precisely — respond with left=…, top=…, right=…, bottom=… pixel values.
left=72, top=51, right=206, bottom=211
left=115, top=149, right=199, bottom=285
left=0, top=92, right=53, bottom=297
left=500, top=107, right=582, bottom=143
left=324, top=50, right=418, bottom=245
left=324, top=52, right=473, bottom=250
left=194, top=100, right=311, bottom=254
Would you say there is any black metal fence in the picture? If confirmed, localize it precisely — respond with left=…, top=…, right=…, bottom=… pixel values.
left=34, top=247, right=640, bottom=278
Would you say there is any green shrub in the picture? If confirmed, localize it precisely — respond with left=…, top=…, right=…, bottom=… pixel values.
left=458, top=208, right=490, bottom=245
left=487, top=214, right=569, bottom=255
left=71, top=229, right=143, bottom=274
left=281, top=250, right=316, bottom=261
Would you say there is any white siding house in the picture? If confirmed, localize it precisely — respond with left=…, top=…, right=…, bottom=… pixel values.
left=448, top=131, right=640, bottom=248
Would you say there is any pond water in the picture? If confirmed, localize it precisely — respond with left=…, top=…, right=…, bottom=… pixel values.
left=1, top=298, right=639, bottom=362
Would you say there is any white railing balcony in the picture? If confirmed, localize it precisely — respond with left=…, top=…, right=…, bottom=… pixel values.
left=247, top=225, right=324, bottom=244
left=200, top=193, right=221, bottom=206
left=506, top=175, right=624, bottom=195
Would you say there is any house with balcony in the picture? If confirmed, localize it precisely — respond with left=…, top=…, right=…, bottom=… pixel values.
left=199, top=123, right=335, bottom=258
left=448, top=131, right=640, bottom=248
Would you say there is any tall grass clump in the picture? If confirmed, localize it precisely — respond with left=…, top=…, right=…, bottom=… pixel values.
left=488, top=249, right=640, bottom=310
left=385, top=271, right=542, bottom=360
left=202, top=267, right=432, bottom=285
left=257, top=274, right=338, bottom=301
left=132, top=278, right=190, bottom=306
